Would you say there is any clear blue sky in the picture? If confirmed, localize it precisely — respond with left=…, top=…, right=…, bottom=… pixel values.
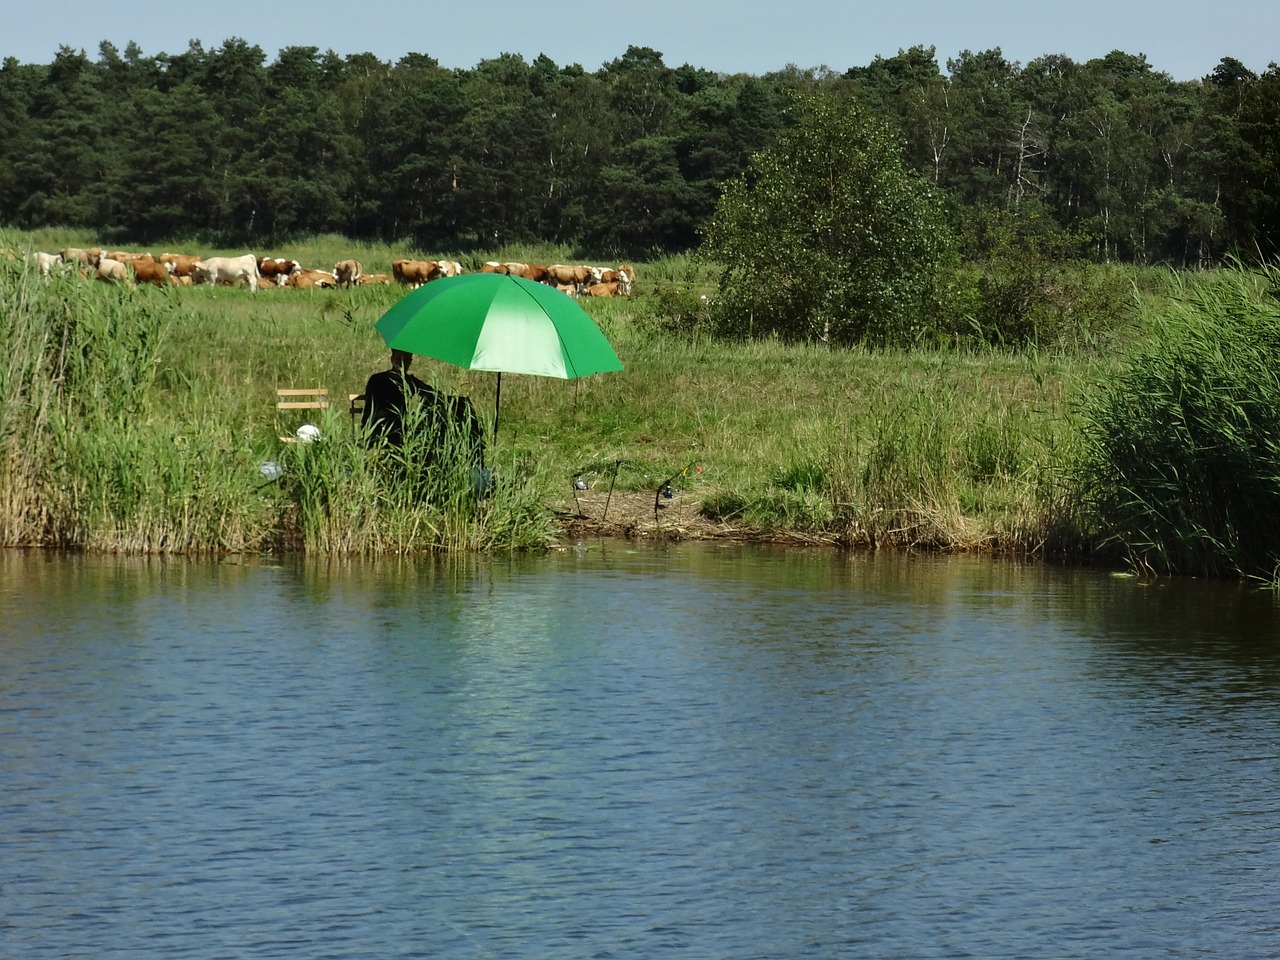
left=3, top=0, right=1275, bottom=81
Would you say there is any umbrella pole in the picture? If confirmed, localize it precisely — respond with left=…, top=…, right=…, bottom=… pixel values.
left=492, top=372, right=502, bottom=459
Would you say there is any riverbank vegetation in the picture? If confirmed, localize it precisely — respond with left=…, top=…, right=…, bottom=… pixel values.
left=9, top=229, right=1278, bottom=581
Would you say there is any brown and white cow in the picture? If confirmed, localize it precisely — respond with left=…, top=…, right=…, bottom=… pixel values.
left=95, top=257, right=132, bottom=284
left=130, top=255, right=175, bottom=286
left=159, top=253, right=202, bottom=279
left=617, top=264, right=636, bottom=293
left=333, top=259, right=363, bottom=288
left=479, top=261, right=548, bottom=282
left=62, top=247, right=101, bottom=268
left=105, top=250, right=151, bottom=264
left=286, top=268, right=337, bottom=289
left=33, top=251, right=63, bottom=278
left=584, top=281, right=622, bottom=297
left=257, top=257, right=301, bottom=285
left=545, top=264, right=592, bottom=289
left=392, top=258, right=443, bottom=287
left=504, top=262, right=549, bottom=283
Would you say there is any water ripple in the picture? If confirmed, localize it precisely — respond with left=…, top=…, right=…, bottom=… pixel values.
left=2, top=550, right=1279, bottom=958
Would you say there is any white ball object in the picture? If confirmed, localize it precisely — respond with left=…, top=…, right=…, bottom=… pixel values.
left=296, top=423, right=321, bottom=443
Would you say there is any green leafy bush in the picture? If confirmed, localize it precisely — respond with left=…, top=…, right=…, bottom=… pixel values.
left=699, top=93, right=951, bottom=346
left=947, top=209, right=1134, bottom=349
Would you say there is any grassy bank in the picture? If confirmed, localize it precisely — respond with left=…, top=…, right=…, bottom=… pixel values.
left=4, top=228, right=1254, bottom=567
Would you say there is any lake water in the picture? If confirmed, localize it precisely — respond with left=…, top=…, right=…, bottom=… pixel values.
left=3, top=545, right=1279, bottom=959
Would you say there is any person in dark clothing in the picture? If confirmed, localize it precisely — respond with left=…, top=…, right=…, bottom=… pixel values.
left=361, top=349, right=438, bottom=448
left=361, top=350, right=486, bottom=468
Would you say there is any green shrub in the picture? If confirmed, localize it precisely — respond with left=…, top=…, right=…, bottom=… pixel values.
left=637, top=285, right=713, bottom=338
left=700, top=93, right=951, bottom=346
left=947, top=209, right=1135, bottom=350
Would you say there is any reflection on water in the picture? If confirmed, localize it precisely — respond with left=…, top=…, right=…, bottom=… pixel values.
left=3, top=546, right=1279, bottom=959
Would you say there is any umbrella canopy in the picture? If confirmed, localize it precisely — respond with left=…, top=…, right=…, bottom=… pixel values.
left=373, top=272, right=624, bottom=446
left=375, top=273, right=624, bottom=380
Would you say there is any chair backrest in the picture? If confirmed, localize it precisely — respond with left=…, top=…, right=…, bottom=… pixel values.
left=276, top=387, right=329, bottom=442
left=277, top=387, right=330, bottom=411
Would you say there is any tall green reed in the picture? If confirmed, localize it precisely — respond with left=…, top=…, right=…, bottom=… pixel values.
left=1072, top=265, right=1280, bottom=579
left=0, top=260, right=57, bottom=544
left=0, top=260, right=272, bottom=551
left=691, top=354, right=1061, bottom=550
left=276, top=395, right=557, bottom=554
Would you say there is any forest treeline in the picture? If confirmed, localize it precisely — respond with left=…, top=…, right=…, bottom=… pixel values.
left=1, top=39, right=1277, bottom=263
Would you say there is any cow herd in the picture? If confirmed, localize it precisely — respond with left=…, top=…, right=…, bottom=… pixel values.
left=15, top=246, right=637, bottom=297
left=475, top=260, right=635, bottom=297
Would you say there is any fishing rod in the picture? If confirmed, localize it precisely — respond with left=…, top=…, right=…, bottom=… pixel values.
left=570, top=457, right=702, bottom=526
left=654, top=459, right=702, bottom=524
left=572, top=459, right=625, bottom=520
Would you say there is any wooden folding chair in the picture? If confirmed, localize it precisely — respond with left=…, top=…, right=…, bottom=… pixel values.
left=276, top=387, right=329, bottom=442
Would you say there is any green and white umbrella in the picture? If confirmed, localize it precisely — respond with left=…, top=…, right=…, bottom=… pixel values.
left=374, top=272, right=624, bottom=439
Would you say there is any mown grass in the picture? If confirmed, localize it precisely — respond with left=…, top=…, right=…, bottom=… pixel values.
left=7, top=227, right=1278, bottom=576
